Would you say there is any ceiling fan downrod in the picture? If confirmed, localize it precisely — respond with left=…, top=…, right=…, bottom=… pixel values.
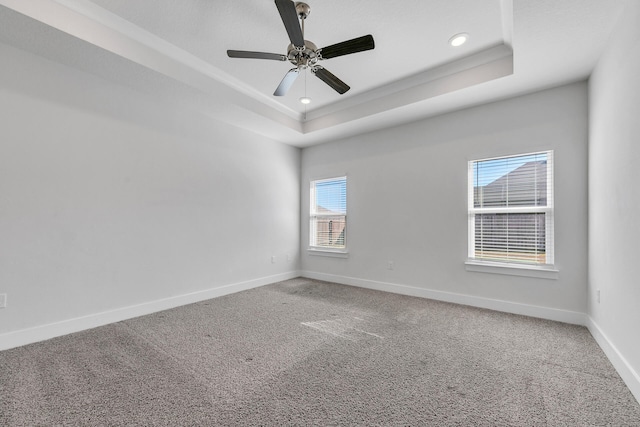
left=288, top=2, right=315, bottom=70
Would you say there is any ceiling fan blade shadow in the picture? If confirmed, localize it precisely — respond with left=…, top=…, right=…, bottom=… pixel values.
left=227, top=50, right=287, bottom=61
left=275, top=0, right=304, bottom=47
left=320, top=35, right=375, bottom=59
left=274, top=68, right=300, bottom=96
left=313, top=67, right=350, bottom=94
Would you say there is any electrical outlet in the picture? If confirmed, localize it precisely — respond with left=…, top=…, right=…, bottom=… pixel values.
left=271, top=255, right=276, bottom=264
left=0, top=294, right=6, bottom=308
left=387, top=261, right=394, bottom=270
left=596, top=289, right=601, bottom=304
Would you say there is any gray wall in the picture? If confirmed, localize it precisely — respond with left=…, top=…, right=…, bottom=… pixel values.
left=302, top=82, right=588, bottom=319
left=0, top=42, right=300, bottom=342
left=588, top=1, right=640, bottom=401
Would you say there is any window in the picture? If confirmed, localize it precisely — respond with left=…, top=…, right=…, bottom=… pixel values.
left=468, top=151, right=554, bottom=266
left=310, top=176, right=347, bottom=251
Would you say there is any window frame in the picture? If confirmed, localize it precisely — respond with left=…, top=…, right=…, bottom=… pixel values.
left=309, top=176, right=348, bottom=256
left=466, top=151, right=557, bottom=278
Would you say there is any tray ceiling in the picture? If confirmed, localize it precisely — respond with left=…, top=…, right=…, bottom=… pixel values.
left=0, top=0, right=627, bottom=146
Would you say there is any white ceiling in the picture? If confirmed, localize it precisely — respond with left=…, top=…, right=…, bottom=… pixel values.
left=0, top=0, right=627, bottom=147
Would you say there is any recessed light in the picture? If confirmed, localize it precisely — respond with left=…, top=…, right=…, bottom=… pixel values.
left=449, top=33, right=469, bottom=47
left=299, top=97, right=312, bottom=104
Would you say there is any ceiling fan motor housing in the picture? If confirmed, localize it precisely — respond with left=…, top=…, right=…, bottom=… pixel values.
left=287, top=40, right=319, bottom=68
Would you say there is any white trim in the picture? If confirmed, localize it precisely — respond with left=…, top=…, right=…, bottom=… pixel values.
left=5, top=271, right=637, bottom=407
left=307, top=249, right=349, bottom=258
left=587, top=317, right=640, bottom=406
left=545, top=154, right=555, bottom=263
left=0, top=0, right=302, bottom=128
left=465, top=259, right=559, bottom=279
left=471, top=206, right=552, bottom=214
left=309, top=175, right=347, bottom=250
left=468, top=160, right=476, bottom=259
left=469, top=150, right=551, bottom=163
left=301, top=271, right=585, bottom=325
left=0, top=271, right=300, bottom=352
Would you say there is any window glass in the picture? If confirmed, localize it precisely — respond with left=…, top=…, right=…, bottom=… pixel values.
left=469, top=152, right=553, bottom=265
left=310, top=177, right=347, bottom=250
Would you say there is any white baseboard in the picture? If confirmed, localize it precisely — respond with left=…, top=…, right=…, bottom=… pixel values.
left=303, top=271, right=640, bottom=404
left=4, top=271, right=638, bottom=406
left=0, top=271, right=300, bottom=352
left=587, top=317, right=640, bottom=405
left=301, top=271, right=587, bottom=325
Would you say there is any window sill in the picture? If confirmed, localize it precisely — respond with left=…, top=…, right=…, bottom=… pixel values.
left=308, top=248, right=349, bottom=258
left=465, top=259, right=559, bottom=280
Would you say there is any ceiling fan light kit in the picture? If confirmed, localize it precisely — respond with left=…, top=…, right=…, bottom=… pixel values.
left=227, top=0, right=375, bottom=98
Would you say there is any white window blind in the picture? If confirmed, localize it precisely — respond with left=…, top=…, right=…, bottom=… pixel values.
left=468, top=151, right=554, bottom=265
left=310, top=176, right=347, bottom=250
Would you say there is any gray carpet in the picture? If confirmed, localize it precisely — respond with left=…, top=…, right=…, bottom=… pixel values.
left=1, top=278, right=639, bottom=426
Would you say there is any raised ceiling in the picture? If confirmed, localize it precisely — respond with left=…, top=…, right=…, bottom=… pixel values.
left=0, top=0, right=627, bottom=147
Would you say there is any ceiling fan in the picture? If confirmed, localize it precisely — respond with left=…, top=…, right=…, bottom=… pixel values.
left=227, top=0, right=375, bottom=97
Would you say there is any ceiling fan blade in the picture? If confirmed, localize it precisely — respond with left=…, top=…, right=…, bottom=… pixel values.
left=320, top=35, right=375, bottom=59
left=227, top=50, right=286, bottom=61
left=274, top=68, right=300, bottom=96
left=313, top=67, right=350, bottom=94
left=275, top=0, right=305, bottom=47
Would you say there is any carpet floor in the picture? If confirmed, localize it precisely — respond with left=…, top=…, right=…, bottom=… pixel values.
left=1, top=278, right=639, bottom=426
